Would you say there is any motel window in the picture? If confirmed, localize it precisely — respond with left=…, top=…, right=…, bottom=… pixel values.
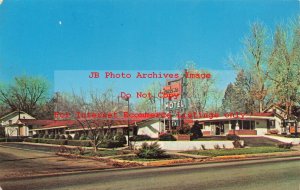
left=251, top=121, right=255, bottom=129
left=242, top=121, right=251, bottom=130
left=231, top=120, right=236, bottom=129
left=269, top=120, right=275, bottom=129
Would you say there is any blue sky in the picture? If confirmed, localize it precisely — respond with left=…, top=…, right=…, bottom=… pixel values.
left=0, top=0, right=299, bottom=95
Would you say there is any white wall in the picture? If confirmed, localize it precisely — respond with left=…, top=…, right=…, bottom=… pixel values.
left=256, top=128, right=268, bottom=136
left=5, top=127, right=18, bottom=136
left=134, top=140, right=243, bottom=151
left=255, top=120, right=267, bottom=128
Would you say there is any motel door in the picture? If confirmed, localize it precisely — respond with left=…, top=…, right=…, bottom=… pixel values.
left=211, top=122, right=223, bottom=135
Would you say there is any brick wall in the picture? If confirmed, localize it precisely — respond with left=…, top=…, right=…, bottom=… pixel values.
left=228, top=130, right=257, bottom=135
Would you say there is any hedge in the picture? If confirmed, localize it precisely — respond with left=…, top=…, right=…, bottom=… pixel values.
left=38, top=138, right=67, bottom=145
left=24, top=138, right=39, bottom=143
left=0, top=138, right=23, bottom=142
left=129, top=135, right=151, bottom=141
left=226, top=134, right=240, bottom=141
left=98, top=140, right=124, bottom=148
left=68, top=140, right=91, bottom=147
left=23, top=138, right=124, bottom=148
left=159, top=133, right=176, bottom=141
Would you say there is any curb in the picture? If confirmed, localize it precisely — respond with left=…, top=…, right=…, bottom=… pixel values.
left=2, top=152, right=300, bottom=182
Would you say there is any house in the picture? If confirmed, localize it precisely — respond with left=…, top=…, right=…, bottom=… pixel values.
left=0, top=111, right=36, bottom=137
left=193, top=105, right=299, bottom=136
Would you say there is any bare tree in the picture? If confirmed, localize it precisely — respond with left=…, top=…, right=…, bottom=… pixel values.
left=77, top=119, right=113, bottom=152
left=0, top=76, right=49, bottom=115
left=134, top=81, right=162, bottom=113
left=55, top=88, right=125, bottom=151
left=229, top=22, right=270, bottom=112
left=267, top=19, right=300, bottom=118
left=185, top=63, right=215, bottom=113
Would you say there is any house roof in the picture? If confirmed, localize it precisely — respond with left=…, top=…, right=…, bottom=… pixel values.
left=33, top=119, right=140, bottom=131
left=263, top=104, right=286, bottom=113
left=0, top=111, right=34, bottom=121
left=18, top=119, right=54, bottom=126
left=32, top=116, right=165, bottom=131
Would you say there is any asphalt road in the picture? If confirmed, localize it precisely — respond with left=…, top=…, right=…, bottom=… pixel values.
left=0, top=144, right=112, bottom=180
left=1, top=157, right=300, bottom=190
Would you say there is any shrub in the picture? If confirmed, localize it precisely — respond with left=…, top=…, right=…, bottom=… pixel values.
left=277, top=142, right=293, bottom=149
left=87, top=131, right=95, bottom=140
left=73, top=133, right=80, bottom=140
left=136, top=142, right=168, bottom=159
left=269, top=129, right=279, bottom=134
left=159, top=133, right=176, bottom=141
left=67, top=134, right=73, bottom=140
left=67, top=140, right=91, bottom=147
left=226, top=134, right=240, bottom=141
left=190, top=121, right=203, bottom=139
left=0, top=138, right=6, bottom=142
left=177, top=124, right=191, bottom=134
left=74, top=146, right=86, bottom=155
left=0, top=128, right=5, bottom=138
left=114, top=133, right=127, bottom=144
left=58, top=145, right=69, bottom=153
left=233, top=140, right=243, bottom=148
left=79, top=134, right=87, bottom=140
left=99, top=140, right=124, bottom=148
left=54, top=134, right=60, bottom=139
left=49, top=133, right=55, bottom=139
left=59, top=135, right=66, bottom=139
left=130, top=135, right=151, bottom=141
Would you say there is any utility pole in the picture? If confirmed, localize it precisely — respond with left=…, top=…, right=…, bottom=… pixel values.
left=120, top=95, right=130, bottom=146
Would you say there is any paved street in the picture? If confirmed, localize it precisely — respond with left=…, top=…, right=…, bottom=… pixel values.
left=0, top=144, right=113, bottom=180
left=1, top=156, right=300, bottom=190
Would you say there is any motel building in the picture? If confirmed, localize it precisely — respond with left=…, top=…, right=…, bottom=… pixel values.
left=0, top=110, right=166, bottom=139
left=193, top=105, right=299, bottom=136
left=0, top=105, right=299, bottom=139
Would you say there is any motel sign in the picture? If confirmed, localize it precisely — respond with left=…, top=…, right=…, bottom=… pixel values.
left=165, top=100, right=184, bottom=110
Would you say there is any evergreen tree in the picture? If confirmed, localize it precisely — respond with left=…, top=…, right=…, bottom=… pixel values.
left=222, top=83, right=236, bottom=112
left=222, top=70, right=255, bottom=113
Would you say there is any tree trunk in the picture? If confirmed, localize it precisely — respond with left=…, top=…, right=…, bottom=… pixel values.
left=259, top=100, right=263, bottom=113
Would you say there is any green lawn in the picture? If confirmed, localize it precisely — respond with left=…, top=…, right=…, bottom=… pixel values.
left=192, top=138, right=230, bottom=141
left=182, top=147, right=292, bottom=157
